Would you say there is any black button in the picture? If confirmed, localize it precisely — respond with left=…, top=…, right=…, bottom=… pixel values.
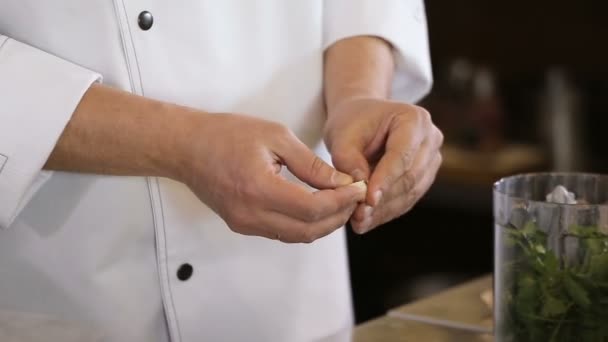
left=138, top=11, right=154, bottom=31
left=177, top=263, right=193, bottom=281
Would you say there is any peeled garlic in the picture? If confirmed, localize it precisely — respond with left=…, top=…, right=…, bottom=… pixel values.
left=546, top=185, right=577, bottom=204
left=350, top=180, right=368, bottom=192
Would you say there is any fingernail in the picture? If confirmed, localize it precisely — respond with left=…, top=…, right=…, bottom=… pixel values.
left=334, top=172, right=353, bottom=186
left=372, top=190, right=383, bottom=206
left=352, top=169, right=366, bottom=181
left=356, top=218, right=372, bottom=234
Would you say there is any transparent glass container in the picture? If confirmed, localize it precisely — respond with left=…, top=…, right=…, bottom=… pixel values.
left=494, top=173, right=608, bottom=342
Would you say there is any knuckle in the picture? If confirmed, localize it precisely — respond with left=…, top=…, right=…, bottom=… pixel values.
left=435, top=127, right=445, bottom=146
left=393, top=105, right=430, bottom=128
left=272, top=123, right=293, bottom=139
left=309, top=155, right=328, bottom=179
left=392, top=111, right=410, bottom=126
left=416, top=106, right=432, bottom=125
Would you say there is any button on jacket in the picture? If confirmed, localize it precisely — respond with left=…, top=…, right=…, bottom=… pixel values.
left=0, top=1, right=432, bottom=341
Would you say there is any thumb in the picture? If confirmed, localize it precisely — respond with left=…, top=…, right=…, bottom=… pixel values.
left=275, top=135, right=353, bottom=189
left=331, top=145, right=370, bottom=182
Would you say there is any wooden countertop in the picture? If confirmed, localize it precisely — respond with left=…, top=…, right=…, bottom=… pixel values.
left=337, top=275, right=494, bottom=342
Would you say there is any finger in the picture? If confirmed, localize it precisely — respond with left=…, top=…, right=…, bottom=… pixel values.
left=352, top=150, right=441, bottom=224
left=350, top=131, right=435, bottom=222
left=379, top=138, right=442, bottom=203
left=261, top=178, right=366, bottom=222
left=352, top=147, right=441, bottom=222
left=276, top=203, right=358, bottom=243
left=274, top=131, right=353, bottom=189
left=237, top=202, right=357, bottom=243
left=352, top=144, right=430, bottom=222
left=352, top=153, right=441, bottom=234
left=366, top=108, right=430, bottom=206
left=351, top=125, right=442, bottom=222
left=331, top=144, right=371, bottom=181
left=351, top=202, right=373, bottom=222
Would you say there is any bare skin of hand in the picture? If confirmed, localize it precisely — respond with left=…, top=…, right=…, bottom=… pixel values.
left=182, top=113, right=366, bottom=243
left=324, top=97, right=443, bottom=234
left=324, top=36, right=443, bottom=234
left=46, top=84, right=365, bottom=243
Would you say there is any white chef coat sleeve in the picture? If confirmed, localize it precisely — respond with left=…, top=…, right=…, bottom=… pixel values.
left=0, top=35, right=101, bottom=229
left=323, top=0, right=433, bottom=103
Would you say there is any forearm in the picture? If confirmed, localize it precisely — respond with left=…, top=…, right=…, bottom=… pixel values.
left=323, top=36, right=395, bottom=114
left=44, top=83, right=199, bottom=180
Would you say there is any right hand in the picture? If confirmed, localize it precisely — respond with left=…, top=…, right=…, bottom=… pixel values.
left=174, top=112, right=366, bottom=243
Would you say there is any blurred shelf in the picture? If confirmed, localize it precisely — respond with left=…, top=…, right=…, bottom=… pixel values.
left=439, top=143, right=547, bottom=186
left=420, top=143, right=548, bottom=213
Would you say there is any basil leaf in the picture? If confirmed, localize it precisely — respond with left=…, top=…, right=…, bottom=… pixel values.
left=542, top=294, right=568, bottom=317
left=589, top=254, right=608, bottom=280
left=564, top=274, right=591, bottom=309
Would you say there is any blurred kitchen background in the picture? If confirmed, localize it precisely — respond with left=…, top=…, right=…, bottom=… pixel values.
left=348, top=0, right=608, bottom=324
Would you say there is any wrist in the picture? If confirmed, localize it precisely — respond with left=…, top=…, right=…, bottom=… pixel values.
left=324, top=35, right=395, bottom=116
left=155, top=104, right=210, bottom=183
left=327, top=92, right=386, bottom=117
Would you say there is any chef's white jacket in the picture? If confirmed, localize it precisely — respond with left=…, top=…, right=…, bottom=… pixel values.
left=0, top=1, right=432, bottom=341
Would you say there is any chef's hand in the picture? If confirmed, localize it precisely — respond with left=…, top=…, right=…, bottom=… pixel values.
left=324, top=97, right=443, bottom=234
left=44, top=84, right=361, bottom=243
left=180, top=113, right=366, bottom=243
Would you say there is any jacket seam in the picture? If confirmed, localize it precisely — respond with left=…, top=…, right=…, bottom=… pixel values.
left=0, top=37, right=10, bottom=53
left=120, top=0, right=145, bottom=96
left=110, top=1, right=178, bottom=340
left=0, top=153, right=7, bottom=174
left=111, top=0, right=136, bottom=93
left=147, top=179, right=181, bottom=342
left=157, top=178, right=183, bottom=342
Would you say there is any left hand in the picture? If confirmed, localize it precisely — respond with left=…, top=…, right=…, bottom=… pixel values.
left=324, top=97, right=443, bottom=234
